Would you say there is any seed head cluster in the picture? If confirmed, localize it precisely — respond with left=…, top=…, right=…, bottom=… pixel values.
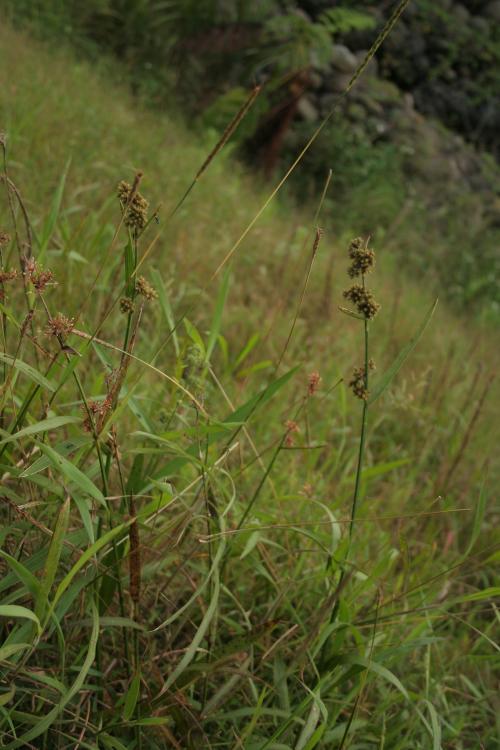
left=46, top=312, right=74, bottom=339
left=348, top=237, right=375, bottom=278
left=349, top=359, right=376, bottom=400
left=308, top=371, right=321, bottom=396
left=284, top=419, right=300, bottom=447
left=119, top=296, right=135, bottom=314
left=117, top=180, right=149, bottom=231
left=343, top=237, right=379, bottom=319
left=0, top=268, right=17, bottom=283
left=343, top=284, right=380, bottom=319
left=24, top=258, right=55, bottom=293
left=135, top=275, right=157, bottom=301
left=82, top=398, right=111, bottom=433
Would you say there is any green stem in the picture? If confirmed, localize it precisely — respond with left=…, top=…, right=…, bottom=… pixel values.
left=348, top=317, right=369, bottom=541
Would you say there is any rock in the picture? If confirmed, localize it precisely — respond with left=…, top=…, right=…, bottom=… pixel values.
left=330, top=44, right=358, bottom=74
left=484, top=0, right=500, bottom=20
left=353, top=92, right=384, bottom=116
left=308, top=71, right=323, bottom=90
left=454, top=3, right=470, bottom=22
left=470, top=17, right=489, bottom=33
left=297, top=96, right=319, bottom=122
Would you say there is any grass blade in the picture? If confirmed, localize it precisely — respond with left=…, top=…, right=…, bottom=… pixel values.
left=368, top=299, right=438, bottom=405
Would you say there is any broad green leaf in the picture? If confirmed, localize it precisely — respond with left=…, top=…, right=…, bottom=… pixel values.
left=0, top=606, right=40, bottom=633
left=73, top=495, right=95, bottom=544
left=0, top=644, right=31, bottom=662
left=123, top=717, right=173, bottom=727
left=0, top=552, right=42, bottom=599
left=234, top=332, right=260, bottom=370
left=421, top=699, right=442, bottom=750
left=38, top=442, right=105, bottom=505
left=360, top=458, right=411, bottom=480
left=295, top=699, right=321, bottom=750
left=368, top=299, right=438, bottom=405
left=0, top=416, right=80, bottom=446
left=0, top=354, right=55, bottom=392
left=35, top=497, right=70, bottom=620
left=100, top=733, right=129, bottom=750
left=240, top=531, right=262, bottom=560
left=19, top=436, right=92, bottom=478
left=452, top=587, right=500, bottom=604
left=4, top=597, right=99, bottom=749
left=0, top=686, right=15, bottom=707
left=123, top=671, right=141, bottom=721
left=184, top=317, right=206, bottom=355
left=50, top=521, right=129, bottom=613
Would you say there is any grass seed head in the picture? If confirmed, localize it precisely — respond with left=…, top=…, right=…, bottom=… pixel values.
left=24, top=257, right=55, bottom=293
left=285, top=419, right=300, bottom=447
left=117, top=178, right=149, bottom=230
left=308, top=371, right=321, bottom=396
left=343, top=284, right=380, bottom=319
left=45, top=312, right=74, bottom=339
left=349, top=366, right=369, bottom=400
left=135, top=275, right=157, bottom=301
left=119, top=296, right=135, bottom=314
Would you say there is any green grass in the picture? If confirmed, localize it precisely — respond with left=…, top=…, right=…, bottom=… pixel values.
left=0, top=23, right=499, bottom=749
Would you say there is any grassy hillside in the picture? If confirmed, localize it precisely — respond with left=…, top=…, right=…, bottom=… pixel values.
left=0, top=24, right=498, bottom=749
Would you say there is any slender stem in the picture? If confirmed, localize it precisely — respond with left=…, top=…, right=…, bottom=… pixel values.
left=349, top=317, right=369, bottom=541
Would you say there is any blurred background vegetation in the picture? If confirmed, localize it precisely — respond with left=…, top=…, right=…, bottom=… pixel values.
left=4, top=0, right=500, bottom=320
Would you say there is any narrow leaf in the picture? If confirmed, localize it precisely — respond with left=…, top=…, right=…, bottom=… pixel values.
left=368, top=299, right=438, bottom=405
left=0, top=354, right=55, bottom=392
left=123, top=671, right=141, bottom=721
left=207, top=267, right=230, bottom=361
left=35, top=497, right=70, bottom=620
left=0, top=605, right=41, bottom=633
left=38, top=442, right=105, bottom=505
left=0, top=416, right=80, bottom=446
